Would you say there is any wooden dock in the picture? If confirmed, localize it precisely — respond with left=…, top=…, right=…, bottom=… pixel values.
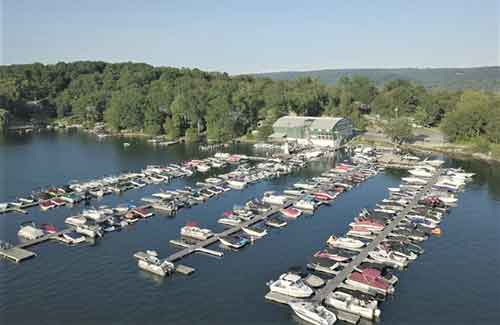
left=165, top=204, right=289, bottom=263
left=311, top=169, right=442, bottom=303
left=265, top=291, right=361, bottom=324
left=0, top=228, right=74, bottom=263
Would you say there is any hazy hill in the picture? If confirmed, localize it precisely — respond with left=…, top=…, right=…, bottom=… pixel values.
left=254, top=67, right=500, bottom=91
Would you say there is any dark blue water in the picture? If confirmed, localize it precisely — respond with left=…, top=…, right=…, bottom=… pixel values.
left=0, top=131, right=499, bottom=325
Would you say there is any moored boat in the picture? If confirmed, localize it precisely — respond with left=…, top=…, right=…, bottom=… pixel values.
left=288, top=301, right=337, bottom=325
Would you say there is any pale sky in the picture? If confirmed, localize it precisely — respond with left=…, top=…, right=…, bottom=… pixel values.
left=2, top=0, right=499, bottom=74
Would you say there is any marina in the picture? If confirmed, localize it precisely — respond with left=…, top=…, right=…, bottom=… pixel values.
left=0, top=133, right=497, bottom=325
left=263, top=155, right=475, bottom=323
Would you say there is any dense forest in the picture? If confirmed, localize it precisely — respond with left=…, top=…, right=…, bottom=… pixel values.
left=0, top=62, right=499, bottom=152
left=256, top=67, right=500, bottom=92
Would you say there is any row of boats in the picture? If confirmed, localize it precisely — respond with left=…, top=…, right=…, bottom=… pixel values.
left=134, top=152, right=378, bottom=276
left=0, top=153, right=258, bottom=214
left=267, top=156, right=473, bottom=325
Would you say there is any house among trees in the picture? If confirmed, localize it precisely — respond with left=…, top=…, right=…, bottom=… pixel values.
left=269, top=116, right=353, bottom=147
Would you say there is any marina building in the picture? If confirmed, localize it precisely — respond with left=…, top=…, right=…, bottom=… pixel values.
left=269, top=116, right=353, bottom=147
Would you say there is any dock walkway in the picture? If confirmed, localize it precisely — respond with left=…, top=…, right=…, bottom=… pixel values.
left=312, top=169, right=441, bottom=303
left=0, top=228, right=74, bottom=262
left=166, top=204, right=289, bottom=263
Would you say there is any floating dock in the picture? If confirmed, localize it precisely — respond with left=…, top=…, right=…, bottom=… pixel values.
left=166, top=203, right=291, bottom=264
left=0, top=246, right=37, bottom=263
left=0, top=228, right=74, bottom=263
left=311, top=169, right=442, bottom=303
left=264, top=292, right=361, bottom=324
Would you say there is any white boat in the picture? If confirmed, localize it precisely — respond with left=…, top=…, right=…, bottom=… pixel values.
left=75, top=224, right=103, bottom=238
left=0, top=203, right=9, bottom=211
left=180, top=224, right=213, bottom=240
left=423, top=159, right=445, bottom=167
left=205, top=177, right=223, bottom=185
left=65, top=215, right=87, bottom=226
left=368, top=249, right=408, bottom=269
left=82, top=209, right=109, bottom=223
left=288, top=301, right=337, bottom=325
left=18, top=224, right=45, bottom=240
left=134, top=250, right=175, bottom=277
left=402, top=177, right=427, bottom=185
left=62, top=231, right=86, bottom=244
left=262, top=194, right=288, bottom=206
left=408, top=169, right=433, bottom=178
left=325, top=291, right=380, bottom=320
left=294, top=199, right=316, bottom=211
left=227, top=179, right=247, bottom=189
left=283, top=189, right=305, bottom=197
left=242, top=224, right=268, bottom=238
left=217, top=216, right=242, bottom=226
left=294, top=182, right=317, bottom=190
left=327, top=236, right=365, bottom=249
left=268, top=273, right=313, bottom=298
left=196, top=164, right=211, bottom=173
left=152, top=192, right=173, bottom=200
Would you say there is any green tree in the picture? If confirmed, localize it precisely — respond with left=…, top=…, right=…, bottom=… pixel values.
left=383, top=117, right=414, bottom=144
left=143, top=105, right=164, bottom=135
left=0, top=108, right=11, bottom=133
left=104, top=87, right=145, bottom=131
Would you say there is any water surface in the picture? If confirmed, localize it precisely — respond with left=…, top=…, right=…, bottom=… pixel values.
left=0, top=131, right=499, bottom=325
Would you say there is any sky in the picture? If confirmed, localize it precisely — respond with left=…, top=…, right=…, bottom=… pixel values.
left=1, top=0, right=498, bottom=74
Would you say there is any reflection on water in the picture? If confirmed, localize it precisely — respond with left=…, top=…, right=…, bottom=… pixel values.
left=0, top=131, right=499, bottom=325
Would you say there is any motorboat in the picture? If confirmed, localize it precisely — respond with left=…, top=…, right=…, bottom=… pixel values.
left=39, top=200, right=56, bottom=211
left=314, top=192, right=337, bottom=201
left=218, top=214, right=242, bottom=226
left=408, top=169, right=433, bottom=178
left=76, top=224, right=103, bottom=238
left=152, top=192, right=173, bottom=200
left=327, top=236, right=365, bottom=250
left=325, top=290, right=380, bottom=320
left=227, top=179, right=247, bottom=190
left=62, top=231, right=86, bottom=244
left=294, top=199, right=316, bottom=211
left=283, top=189, right=305, bottom=197
left=18, top=222, right=45, bottom=240
left=242, top=223, right=268, bottom=238
left=356, top=263, right=399, bottom=285
left=308, top=256, right=343, bottom=274
left=293, top=182, right=317, bottom=190
left=180, top=222, right=213, bottom=240
left=134, top=250, right=175, bottom=277
left=349, top=218, right=385, bottom=231
left=205, top=177, right=223, bottom=185
left=262, top=192, right=288, bottom=206
left=313, top=250, right=350, bottom=263
left=402, top=177, right=428, bottom=185
left=288, top=301, right=337, bottom=325
left=347, top=226, right=374, bottom=237
left=266, top=215, right=287, bottom=228
left=268, top=273, right=314, bottom=298
left=41, top=223, right=57, bottom=234
left=65, top=215, right=88, bottom=226
left=219, top=235, right=249, bottom=249
left=281, top=207, right=302, bottom=218
left=196, top=164, right=211, bottom=173
left=368, top=248, right=408, bottom=269
left=346, top=269, right=395, bottom=296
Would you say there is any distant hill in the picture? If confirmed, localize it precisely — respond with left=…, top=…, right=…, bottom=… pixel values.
left=254, top=67, right=500, bottom=91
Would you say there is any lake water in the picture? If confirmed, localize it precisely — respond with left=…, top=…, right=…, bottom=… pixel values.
left=0, top=131, right=499, bottom=325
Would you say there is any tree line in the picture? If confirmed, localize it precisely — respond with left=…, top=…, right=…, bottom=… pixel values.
left=0, top=62, right=498, bottom=148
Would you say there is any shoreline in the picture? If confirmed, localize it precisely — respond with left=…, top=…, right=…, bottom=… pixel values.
left=355, top=136, right=500, bottom=165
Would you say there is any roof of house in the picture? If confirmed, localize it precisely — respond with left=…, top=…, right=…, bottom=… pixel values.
left=273, top=116, right=346, bottom=130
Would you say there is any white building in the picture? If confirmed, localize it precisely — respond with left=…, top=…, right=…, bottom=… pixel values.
left=269, top=116, right=353, bottom=147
